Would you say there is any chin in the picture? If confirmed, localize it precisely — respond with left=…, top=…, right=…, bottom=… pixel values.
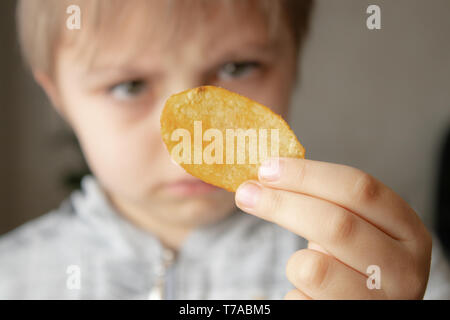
left=170, top=196, right=236, bottom=226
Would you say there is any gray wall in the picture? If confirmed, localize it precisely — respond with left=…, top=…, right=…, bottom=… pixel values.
left=1, top=0, right=449, bottom=235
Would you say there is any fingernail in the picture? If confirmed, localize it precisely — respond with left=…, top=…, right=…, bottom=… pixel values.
left=259, top=158, right=281, bottom=181
left=236, top=182, right=261, bottom=209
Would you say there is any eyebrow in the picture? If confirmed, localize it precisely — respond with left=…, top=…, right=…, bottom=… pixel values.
left=84, top=66, right=148, bottom=77
left=206, top=40, right=281, bottom=68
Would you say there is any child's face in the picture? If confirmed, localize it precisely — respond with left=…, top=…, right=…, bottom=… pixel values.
left=51, top=1, right=298, bottom=227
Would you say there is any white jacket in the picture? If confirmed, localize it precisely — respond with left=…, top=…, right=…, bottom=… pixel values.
left=0, top=175, right=449, bottom=299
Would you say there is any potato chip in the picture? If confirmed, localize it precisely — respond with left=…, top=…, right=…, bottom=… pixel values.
left=160, top=86, right=305, bottom=192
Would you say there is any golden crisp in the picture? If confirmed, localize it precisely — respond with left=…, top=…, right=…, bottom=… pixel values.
left=160, top=86, right=305, bottom=192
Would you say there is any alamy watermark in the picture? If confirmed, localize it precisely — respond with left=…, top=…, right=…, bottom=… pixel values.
left=169, top=121, right=280, bottom=165
left=66, top=5, right=81, bottom=30
left=367, top=5, right=381, bottom=30
left=66, top=264, right=81, bottom=290
left=366, top=265, right=381, bottom=290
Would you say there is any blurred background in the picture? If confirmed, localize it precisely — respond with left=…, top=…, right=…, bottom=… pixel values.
left=1, top=0, right=449, bottom=253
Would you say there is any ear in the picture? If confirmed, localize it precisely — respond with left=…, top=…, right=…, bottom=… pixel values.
left=32, top=70, right=65, bottom=118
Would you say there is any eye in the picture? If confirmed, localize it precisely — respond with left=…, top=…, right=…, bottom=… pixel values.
left=108, top=80, right=147, bottom=100
left=217, top=61, right=261, bottom=80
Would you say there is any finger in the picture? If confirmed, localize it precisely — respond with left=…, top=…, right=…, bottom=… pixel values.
left=235, top=181, right=410, bottom=295
left=286, top=249, right=387, bottom=300
left=258, top=158, right=422, bottom=241
left=307, top=241, right=370, bottom=288
left=284, top=289, right=312, bottom=300
left=308, top=241, right=329, bottom=255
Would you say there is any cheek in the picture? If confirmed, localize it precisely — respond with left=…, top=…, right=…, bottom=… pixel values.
left=62, top=94, right=167, bottom=194
left=263, top=73, right=293, bottom=116
left=239, top=69, right=294, bottom=117
left=267, top=58, right=297, bottom=116
left=80, top=121, right=163, bottom=187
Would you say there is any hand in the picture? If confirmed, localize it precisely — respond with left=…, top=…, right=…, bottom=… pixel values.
left=235, top=158, right=432, bottom=299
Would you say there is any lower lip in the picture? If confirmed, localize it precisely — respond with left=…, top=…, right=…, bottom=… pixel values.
left=164, top=180, right=221, bottom=196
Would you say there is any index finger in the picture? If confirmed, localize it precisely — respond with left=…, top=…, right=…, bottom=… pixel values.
left=257, top=158, right=423, bottom=241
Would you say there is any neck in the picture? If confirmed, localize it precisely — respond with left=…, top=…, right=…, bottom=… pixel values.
left=108, top=195, right=192, bottom=252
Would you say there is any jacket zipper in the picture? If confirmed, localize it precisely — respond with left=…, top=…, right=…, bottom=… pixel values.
left=147, top=247, right=175, bottom=300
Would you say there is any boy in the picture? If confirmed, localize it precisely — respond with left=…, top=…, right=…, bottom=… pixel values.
left=1, top=0, right=449, bottom=299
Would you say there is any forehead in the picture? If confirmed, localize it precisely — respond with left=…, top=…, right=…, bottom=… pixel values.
left=61, top=0, right=285, bottom=70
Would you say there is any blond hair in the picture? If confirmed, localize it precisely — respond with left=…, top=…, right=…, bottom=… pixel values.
left=16, top=0, right=314, bottom=77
